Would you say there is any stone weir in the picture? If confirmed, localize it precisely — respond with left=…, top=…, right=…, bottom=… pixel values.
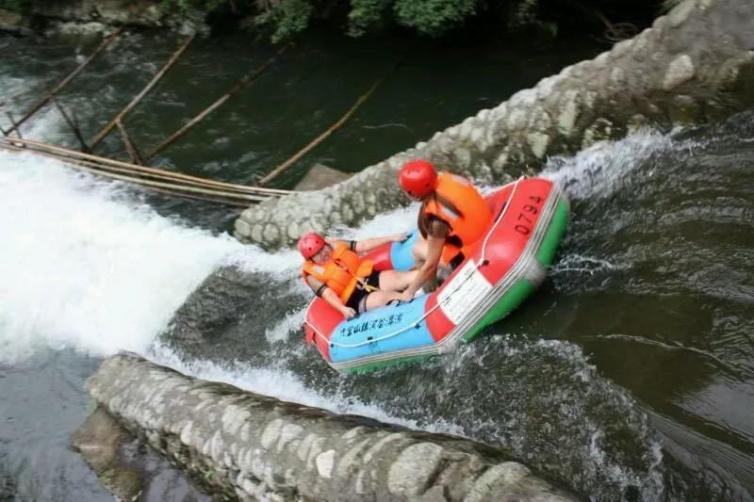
left=234, top=0, right=754, bottom=249
left=87, top=353, right=577, bottom=501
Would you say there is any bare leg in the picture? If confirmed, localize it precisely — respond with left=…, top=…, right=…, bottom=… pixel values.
left=377, top=269, right=419, bottom=292
left=364, top=290, right=404, bottom=311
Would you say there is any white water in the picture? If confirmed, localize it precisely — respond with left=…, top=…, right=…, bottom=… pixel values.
left=0, top=128, right=671, bottom=374
left=0, top=150, right=295, bottom=363
left=0, top=123, right=681, bottom=364
left=0, top=143, right=463, bottom=437
left=0, top=128, right=676, bottom=498
left=541, top=129, right=692, bottom=200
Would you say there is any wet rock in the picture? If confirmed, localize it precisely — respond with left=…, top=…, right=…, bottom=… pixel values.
left=295, top=164, right=352, bottom=191
left=263, top=223, right=281, bottom=246
left=71, top=406, right=210, bottom=501
left=581, top=118, right=615, bottom=148
left=669, top=95, right=701, bottom=124
left=387, top=442, right=444, bottom=496
left=668, top=0, right=696, bottom=27
left=160, top=265, right=305, bottom=361
left=234, top=218, right=251, bottom=239
left=0, top=8, right=33, bottom=35
left=663, top=54, right=696, bottom=90
left=86, top=353, right=578, bottom=501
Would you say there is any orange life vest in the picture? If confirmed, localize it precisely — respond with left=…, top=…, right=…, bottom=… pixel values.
left=421, top=172, right=492, bottom=264
left=302, top=243, right=374, bottom=303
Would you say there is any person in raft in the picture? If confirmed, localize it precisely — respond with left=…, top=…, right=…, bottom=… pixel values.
left=298, top=231, right=418, bottom=319
left=397, top=159, right=492, bottom=301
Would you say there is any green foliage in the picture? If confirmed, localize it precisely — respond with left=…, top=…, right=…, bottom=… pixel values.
left=161, top=0, right=491, bottom=41
left=1, top=0, right=555, bottom=42
left=160, top=0, right=229, bottom=15
left=393, top=0, right=478, bottom=36
left=0, top=0, right=32, bottom=13
left=254, top=0, right=313, bottom=42
left=347, top=0, right=392, bottom=37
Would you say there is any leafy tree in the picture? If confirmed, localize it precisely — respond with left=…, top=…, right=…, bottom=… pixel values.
left=393, top=0, right=478, bottom=36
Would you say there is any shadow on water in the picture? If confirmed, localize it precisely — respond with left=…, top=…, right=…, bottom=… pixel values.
left=160, top=110, right=754, bottom=500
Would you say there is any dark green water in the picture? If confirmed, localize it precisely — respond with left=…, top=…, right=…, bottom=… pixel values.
left=1, top=30, right=753, bottom=501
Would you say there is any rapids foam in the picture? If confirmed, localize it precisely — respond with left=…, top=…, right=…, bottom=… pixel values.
left=541, top=129, right=693, bottom=201
left=0, top=151, right=295, bottom=364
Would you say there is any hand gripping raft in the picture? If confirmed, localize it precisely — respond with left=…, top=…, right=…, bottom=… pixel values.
left=304, top=177, right=569, bottom=373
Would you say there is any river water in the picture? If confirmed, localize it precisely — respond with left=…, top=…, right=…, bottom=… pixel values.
left=1, top=31, right=753, bottom=501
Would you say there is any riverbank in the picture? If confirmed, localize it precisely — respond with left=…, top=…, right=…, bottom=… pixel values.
left=0, top=0, right=664, bottom=42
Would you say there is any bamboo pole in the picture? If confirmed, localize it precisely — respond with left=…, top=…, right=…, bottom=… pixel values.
left=1, top=144, right=247, bottom=208
left=257, top=76, right=384, bottom=186
left=0, top=140, right=268, bottom=203
left=72, top=163, right=269, bottom=203
left=3, top=143, right=245, bottom=193
left=4, top=112, right=22, bottom=139
left=116, top=119, right=144, bottom=165
left=1, top=137, right=291, bottom=196
left=52, top=97, right=90, bottom=152
left=143, top=44, right=289, bottom=162
left=88, top=34, right=195, bottom=151
left=141, top=186, right=251, bottom=207
left=4, top=28, right=123, bottom=136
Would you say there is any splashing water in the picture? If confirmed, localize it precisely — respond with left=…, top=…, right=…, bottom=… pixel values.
left=0, top=150, right=294, bottom=363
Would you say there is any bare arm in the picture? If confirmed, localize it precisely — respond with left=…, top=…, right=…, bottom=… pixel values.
left=401, top=220, right=449, bottom=298
left=305, top=275, right=356, bottom=318
left=353, top=233, right=407, bottom=254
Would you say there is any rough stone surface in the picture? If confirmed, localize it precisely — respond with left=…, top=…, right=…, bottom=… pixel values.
left=0, top=8, right=33, bottom=35
left=663, top=54, right=696, bottom=90
left=86, top=353, right=577, bottom=501
left=233, top=0, right=754, bottom=249
left=71, top=406, right=210, bottom=501
left=295, top=163, right=352, bottom=191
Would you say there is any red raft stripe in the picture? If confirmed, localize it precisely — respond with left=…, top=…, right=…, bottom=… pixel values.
left=425, top=178, right=553, bottom=342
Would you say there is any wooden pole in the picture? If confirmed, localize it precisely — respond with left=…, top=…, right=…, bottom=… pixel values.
left=52, top=97, right=90, bottom=152
left=0, top=139, right=265, bottom=205
left=2, top=142, right=235, bottom=191
left=143, top=44, right=289, bottom=162
left=0, top=137, right=291, bottom=197
left=88, top=34, right=195, bottom=151
left=257, top=76, right=384, bottom=186
left=116, top=119, right=144, bottom=165
left=4, top=112, right=22, bottom=139
left=140, top=186, right=251, bottom=207
left=4, top=28, right=123, bottom=136
left=59, top=161, right=269, bottom=203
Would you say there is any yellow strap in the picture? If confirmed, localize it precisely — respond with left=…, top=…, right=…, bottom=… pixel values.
left=355, top=277, right=379, bottom=293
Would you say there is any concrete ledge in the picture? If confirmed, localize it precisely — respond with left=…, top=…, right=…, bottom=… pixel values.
left=86, top=353, right=578, bottom=501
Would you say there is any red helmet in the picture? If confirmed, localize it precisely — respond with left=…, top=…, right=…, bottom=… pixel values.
left=297, top=231, right=326, bottom=259
left=398, top=159, right=438, bottom=198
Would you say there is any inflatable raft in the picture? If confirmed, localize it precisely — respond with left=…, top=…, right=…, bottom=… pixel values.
left=304, top=177, right=569, bottom=373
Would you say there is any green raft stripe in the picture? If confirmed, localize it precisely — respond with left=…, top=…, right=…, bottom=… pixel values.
left=462, top=279, right=535, bottom=342
left=342, top=354, right=433, bottom=374
left=537, top=199, right=570, bottom=266
left=463, top=198, right=569, bottom=343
